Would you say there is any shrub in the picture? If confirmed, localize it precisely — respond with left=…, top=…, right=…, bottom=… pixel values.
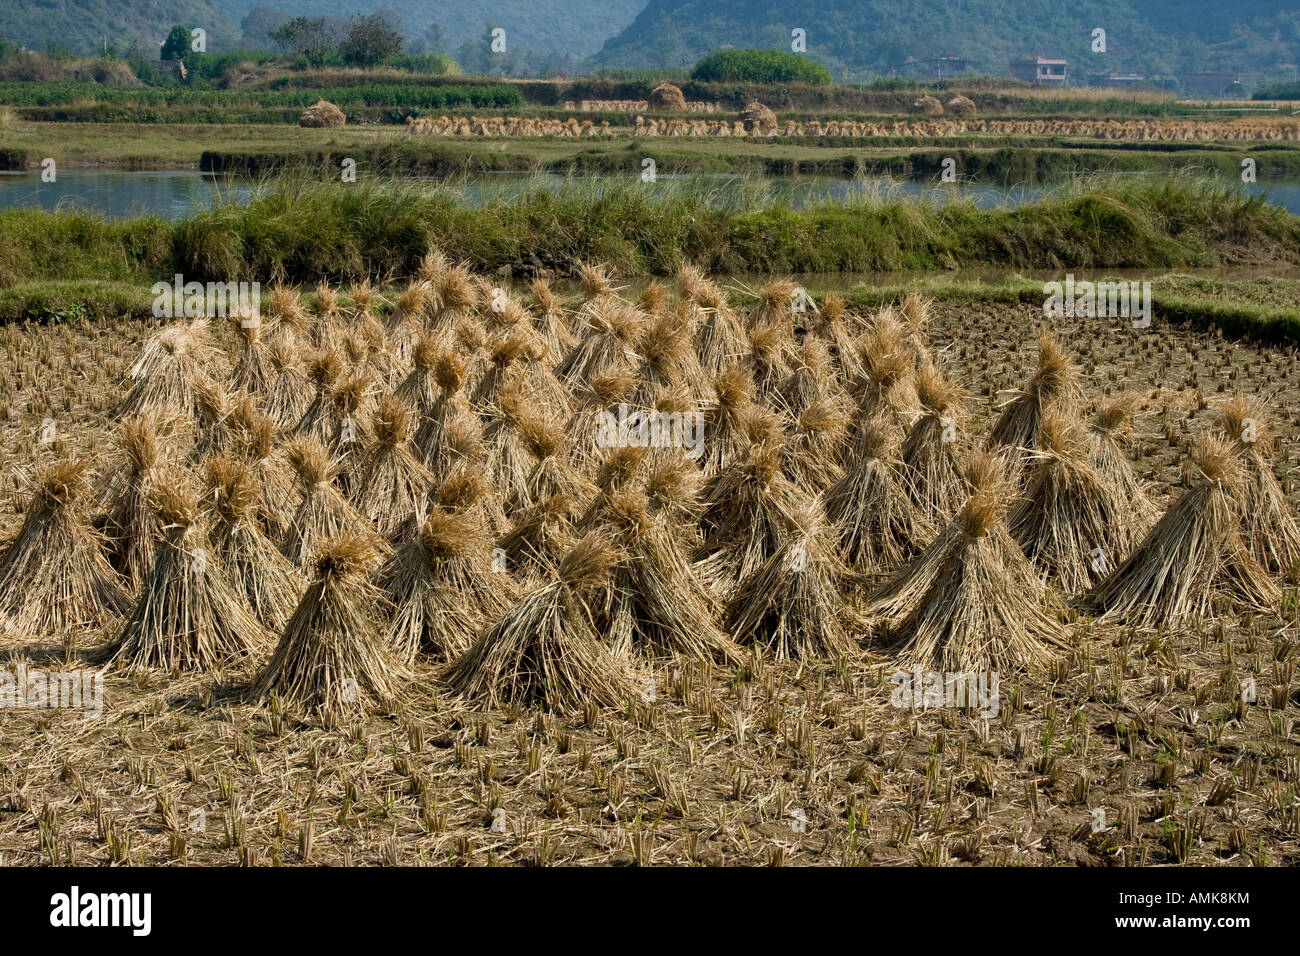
left=690, top=49, right=832, bottom=85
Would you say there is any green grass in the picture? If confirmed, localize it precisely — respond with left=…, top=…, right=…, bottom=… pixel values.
left=0, top=173, right=1295, bottom=292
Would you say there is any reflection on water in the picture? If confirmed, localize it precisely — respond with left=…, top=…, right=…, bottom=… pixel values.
left=1, top=168, right=1298, bottom=220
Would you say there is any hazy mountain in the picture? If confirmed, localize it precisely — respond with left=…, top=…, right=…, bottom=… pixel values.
left=0, top=0, right=240, bottom=55
left=222, top=1, right=646, bottom=57
left=591, top=0, right=1300, bottom=79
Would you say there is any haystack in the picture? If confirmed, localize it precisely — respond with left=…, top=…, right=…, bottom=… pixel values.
left=280, top=437, right=382, bottom=567
left=946, top=95, right=976, bottom=116
left=116, top=319, right=216, bottom=421
left=824, top=414, right=930, bottom=576
left=867, top=452, right=1063, bottom=672
left=202, top=454, right=302, bottom=630
left=1215, top=394, right=1300, bottom=576
left=598, top=489, right=741, bottom=663
left=914, top=94, right=944, bottom=115
left=253, top=535, right=405, bottom=718
left=725, top=504, right=863, bottom=660
left=102, top=412, right=177, bottom=590
left=299, top=99, right=346, bottom=128
left=1009, top=411, right=1143, bottom=594
left=695, top=442, right=803, bottom=596
left=380, top=505, right=514, bottom=663
left=1088, top=394, right=1157, bottom=525
left=0, top=460, right=130, bottom=638
left=101, top=485, right=267, bottom=673
left=1089, top=434, right=1280, bottom=628
left=350, top=396, right=434, bottom=538
left=739, top=100, right=778, bottom=134
left=900, top=362, right=968, bottom=523
left=263, top=338, right=312, bottom=431
left=989, top=332, right=1084, bottom=469
left=446, top=533, right=641, bottom=710
left=681, top=266, right=750, bottom=378
left=648, top=81, right=687, bottom=110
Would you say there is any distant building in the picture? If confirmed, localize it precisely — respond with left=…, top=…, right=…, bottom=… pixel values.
left=1088, top=71, right=1146, bottom=89
left=1179, top=72, right=1243, bottom=97
left=1011, top=55, right=1067, bottom=85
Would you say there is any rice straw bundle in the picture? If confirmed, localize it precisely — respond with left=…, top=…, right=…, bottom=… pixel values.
left=824, top=414, right=930, bottom=576
left=413, top=345, right=472, bottom=472
left=724, top=503, right=862, bottom=660
left=748, top=320, right=795, bottom=406
left=555, top=298, right=645, bottom=389
left=102, top=484, right=267, bottom=673
left=380, top=505, right=515, bottom=663
left=807, top=294, right=863, bottom=381
left=264, top=338, right=312, bottom=430
left=643, top=453, right=707, bottom=532
left=202, top=454, right=303, bottom=629
left=598, top=489, right=741, bottom=663
left=529, top=277, right=577, bottom=359
left=1009, top=411, right=1143, bottom=594
left=230, top=315, right=273, bottom=396
left=782, top=396, right=851, bottom=494
left=868, top=452, right=1063, bottom=672
left=253, top=534, right=405, bottom=717
left=497, top=492, right=577, bottom=582
left=989, top=332, right=1085, bottom=469
left=280, top=437, right=382, bottom=567
left=264, top=285, right=311, bottom=352
left=695, top=442, right=802, bottom=596
left=430, top=459, right=509, bottom=538
left=777, top=337, right=849, bottom=421
left=564, top=362, right=638, bottom=471
left=900, top=362, right=969, bottom=523
left=428, top=263, right=478, bottom=336
left=116, top=319, right=217, bottom=421
left=898, top=292, right=933, bottom=365
left=865, top=451, right=1007, bottom=624
left=103, top=412, right=179, bottom=590
left=683, top=267, right=750, bottom=377
left=0, top=459, right=130, bottom=638
left=852, top=314, right=919, bottom=437
left=193, top=377, right=237, bottom=459
left=634, top=307, right=705, bottom=406
left=350, top=396, right=434, bottom=537
left=748, top=279, right=801, bottom=337
left=1214, top=394, right=1300, bottom=576
left=228, top=399, right=297, bottom=540
left=1088, top=394, right=1157, bottom=524
left=308, top=282, right=340, bottom=348
left=445, top=532, right=640, bottom=710
left=1089, top=433, right=1280, bottom=628
left=385, top=280, right=432, bottom=355
left=480, top=385, right=543, bottom=506
left=516, top=412, right=595, bottom=511
left=699, top=365, right=759, bottom=476
left=293, top=349, right=346, bottom=444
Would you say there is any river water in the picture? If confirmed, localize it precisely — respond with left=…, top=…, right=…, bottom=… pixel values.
left=1, top=169, right=1298, bottom=220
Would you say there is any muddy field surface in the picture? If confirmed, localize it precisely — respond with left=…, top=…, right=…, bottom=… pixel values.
left=0, top=296, right=1296, bottom=867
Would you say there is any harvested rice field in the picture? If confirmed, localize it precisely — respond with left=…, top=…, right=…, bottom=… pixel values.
left=0, top=270, right=1297, bottom=868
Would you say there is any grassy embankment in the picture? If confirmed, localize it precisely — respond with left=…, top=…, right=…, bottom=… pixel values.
left=0, top=175, right=1295, bottom=341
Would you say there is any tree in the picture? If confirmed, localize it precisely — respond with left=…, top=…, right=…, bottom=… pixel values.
left=269, top=16, right=336, bottom=66
left=160, top=25, right=191, bottom=62
left=340, top=13, right=404, bottom=67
